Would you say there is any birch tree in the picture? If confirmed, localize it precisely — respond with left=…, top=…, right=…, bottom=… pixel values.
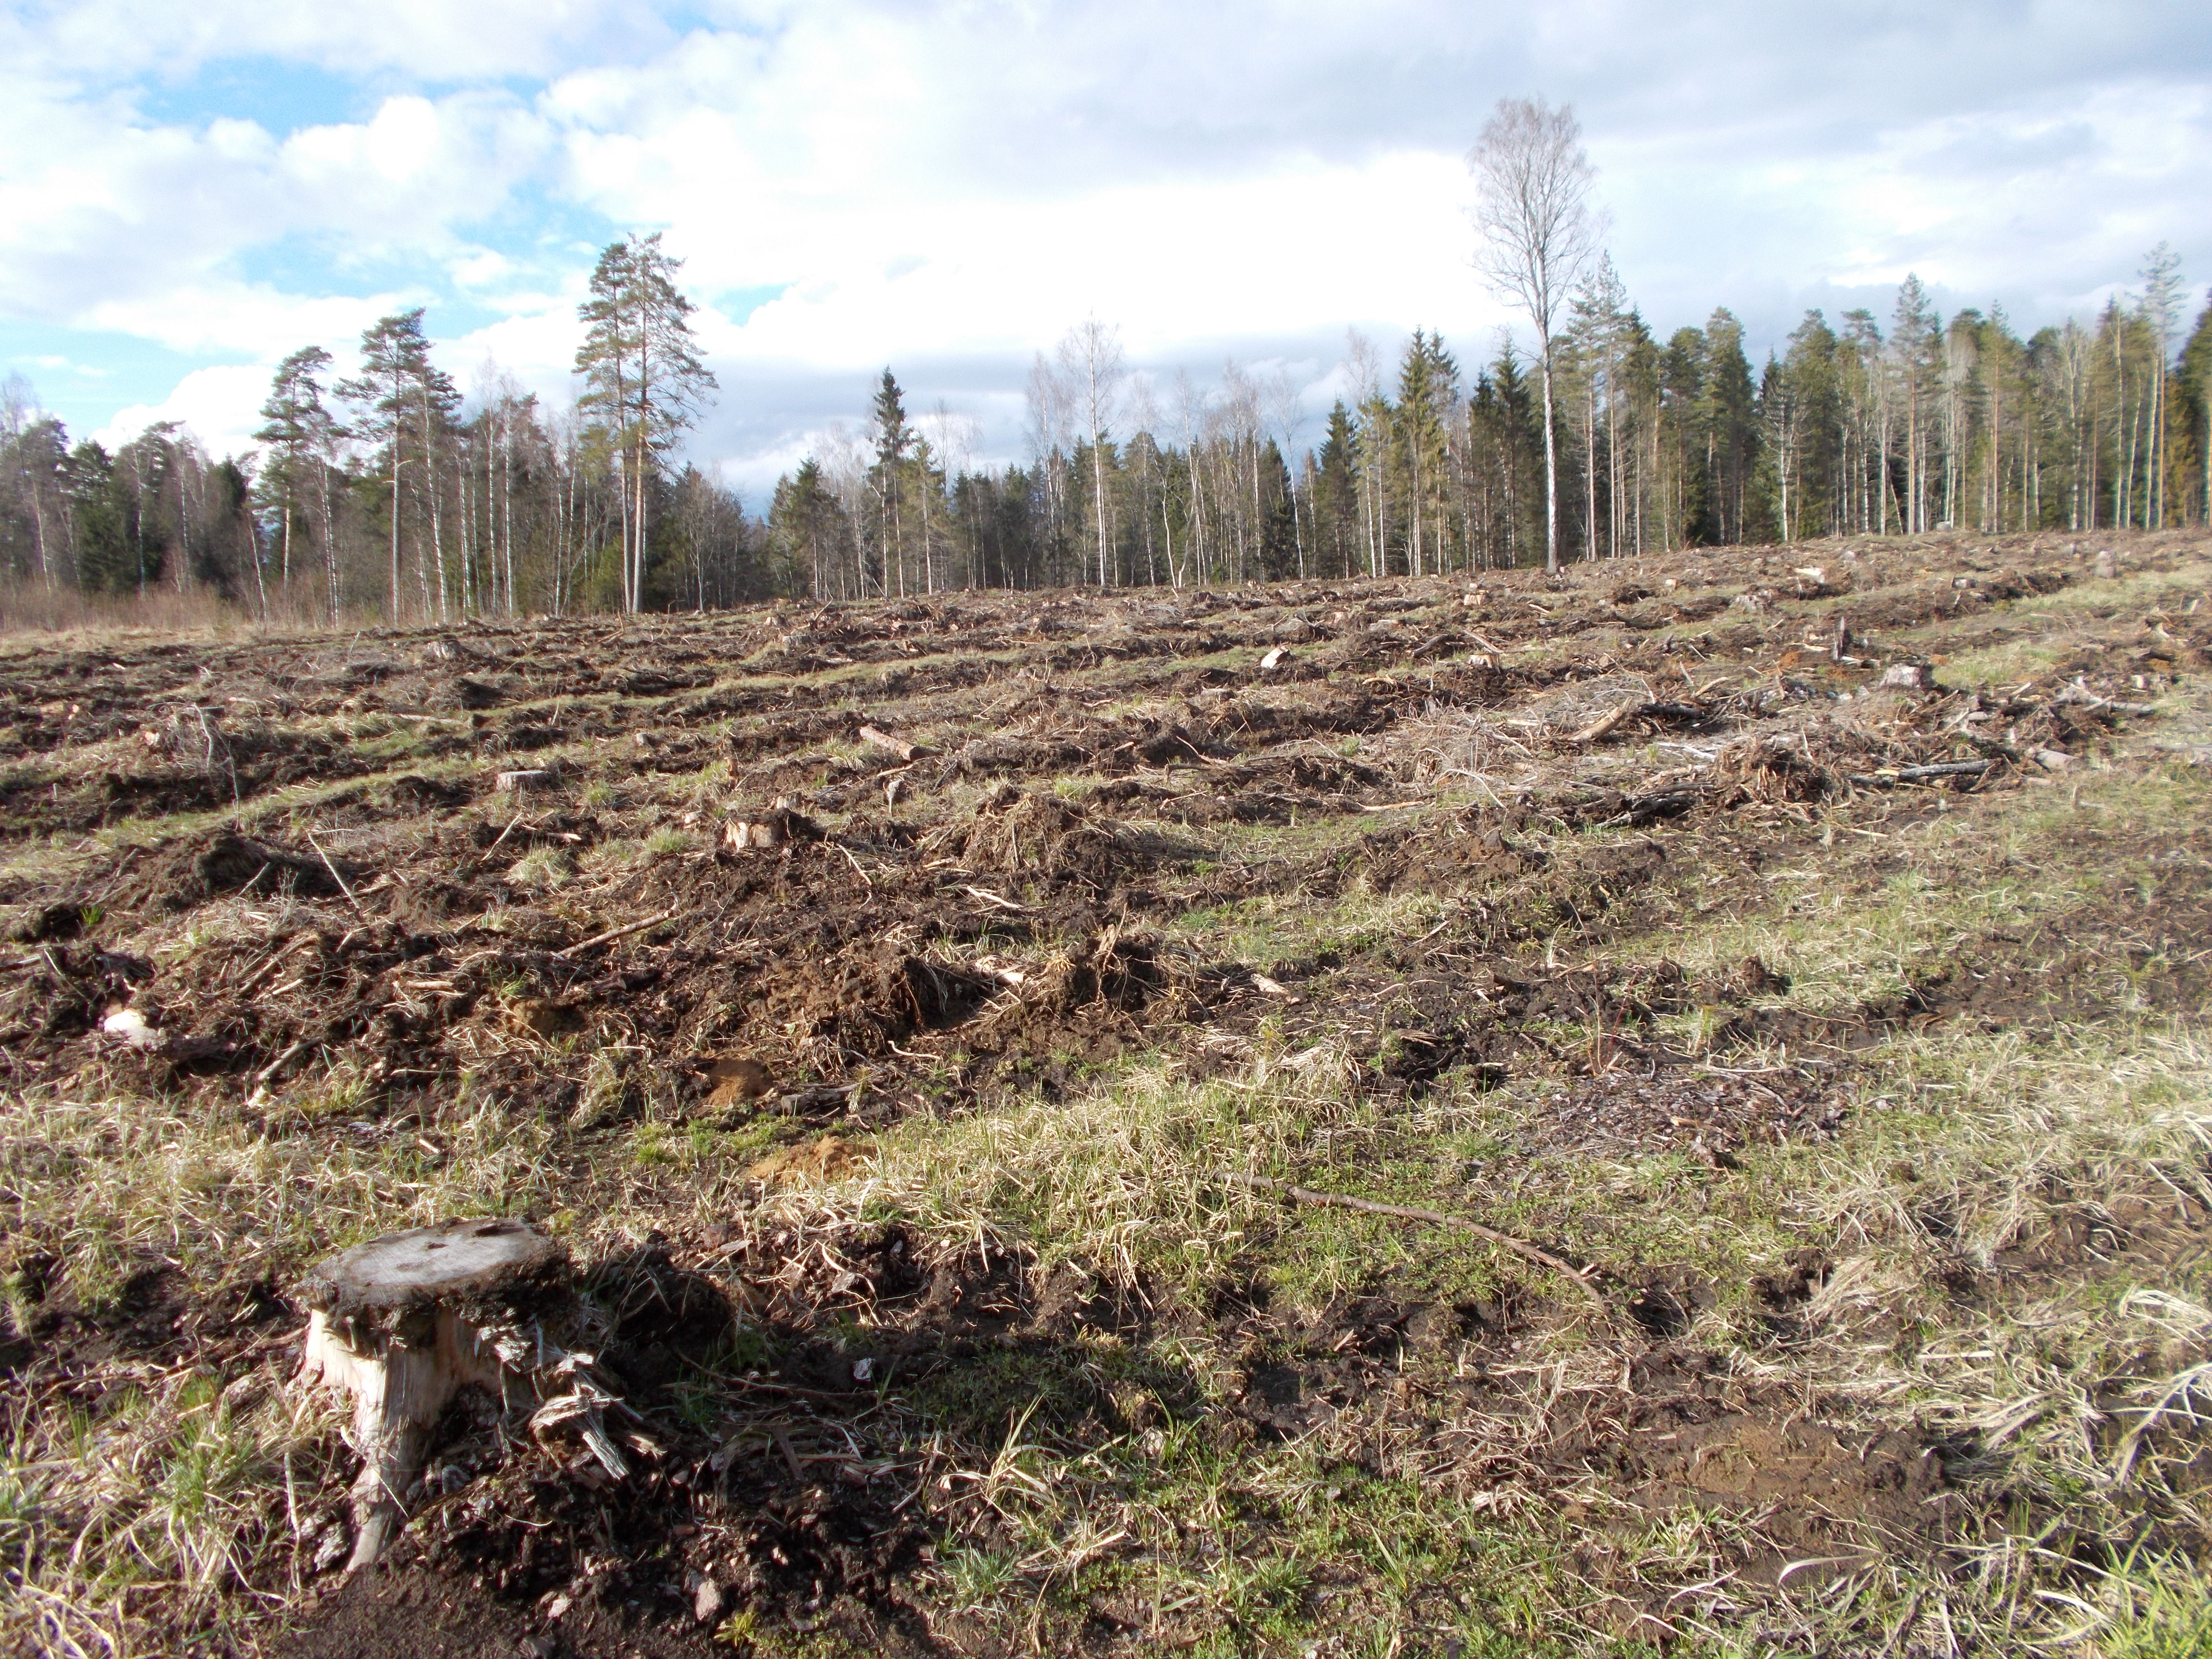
left=1468, top=97, right=1602, bottom=573
left=2140, top=242, right=2185, bottom=528
left=1058, top=320, right=1126, bottom=588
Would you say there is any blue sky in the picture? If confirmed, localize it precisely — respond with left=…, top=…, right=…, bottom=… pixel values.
left=3, top=0, right=2207, bottom=494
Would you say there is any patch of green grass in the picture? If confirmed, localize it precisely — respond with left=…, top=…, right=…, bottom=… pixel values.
left=508, top=844, right=576, bottom=890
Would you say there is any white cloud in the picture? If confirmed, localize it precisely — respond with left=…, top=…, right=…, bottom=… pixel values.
left=0, top=82, right=554, bottom=330
left=91, top=361, right=276, bottom=457
left=81, top=285, right=407, bottom=360
left=3, top=1, right=2206, bottom=473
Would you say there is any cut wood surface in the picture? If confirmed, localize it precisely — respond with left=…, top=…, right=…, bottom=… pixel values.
left=297, top=1219, right=625, bottom=1570
left=300, top=1217, right=566, bottom=1317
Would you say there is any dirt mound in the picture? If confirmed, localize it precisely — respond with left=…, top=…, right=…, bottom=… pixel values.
left=760, top=940, right=991, bottom=1063
left=1552, top=1346, right=1956, bottom=1584
left=743, top=1133, right=867, bottom=1187
left=122, top=829, right=359, bottom=914
left=952, top=786, right=1153, bottom=890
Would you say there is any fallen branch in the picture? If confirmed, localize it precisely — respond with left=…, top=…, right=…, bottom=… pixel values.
left=1567, top=701, right=1639, bottom=744
left=255, top=1037, right=315, bottom=1086
left=2055, top=687, right=2161, bottom=717
left=1219, top=1172, right=1603, bottom=1303
left=234, top=931, right=320, bottom=998
left=1848, top=759, right=1992, bottom=787
left=859, top=724, right=928, bottom=762
left=556, top=906, right=681, bottom=960
left=304, top=830, right=367, bottom=919
left=1599, top=788, right=1705, bottom=827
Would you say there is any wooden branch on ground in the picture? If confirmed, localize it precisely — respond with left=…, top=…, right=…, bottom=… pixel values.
left=556, top=906, right=681, bottom=959
left=2055, top=688, right=2161, bottom=716
left=1219, top=1171, right=1603, bottom=1303
left=1565, top=700, right=1704, bottom=745
left=1848, top=759, right=1992, bottom=787
left=1567, top=702, right=1639, bottom=744
left=305, top=830, right=367, bottom=918
left=859, top=725, right=928, bottom=762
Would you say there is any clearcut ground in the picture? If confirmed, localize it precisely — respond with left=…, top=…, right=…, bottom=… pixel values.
left=3, top=528, right=2211, bottom=1658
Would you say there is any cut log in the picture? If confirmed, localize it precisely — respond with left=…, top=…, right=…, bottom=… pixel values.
left=1259, top=646, right=1288, bottom=672
left=494, top=769, right=553, bottom=793
left=296, top=1218, right=625, bottom=1571
left=859, top=724, right=927, bottom=762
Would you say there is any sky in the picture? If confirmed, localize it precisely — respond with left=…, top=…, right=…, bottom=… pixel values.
left=2, top=0, right=2208, bottom=494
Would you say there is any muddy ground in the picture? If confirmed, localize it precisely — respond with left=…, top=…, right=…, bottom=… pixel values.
left=4, top=529, right=2211, bottom=1657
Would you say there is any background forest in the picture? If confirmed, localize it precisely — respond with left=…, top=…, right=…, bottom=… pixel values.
left=3, top=239, right=2209, bottom=624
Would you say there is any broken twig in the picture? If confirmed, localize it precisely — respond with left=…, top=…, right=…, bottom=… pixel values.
left=304, top=830, right=367, bottom=918
left=1219, top=1172, right=1603, bottom=1302
left=556, top=906, right=681, bottom=960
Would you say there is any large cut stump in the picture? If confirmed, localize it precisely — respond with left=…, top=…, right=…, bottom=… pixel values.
left=297, top=1219, right=625, bottom=1570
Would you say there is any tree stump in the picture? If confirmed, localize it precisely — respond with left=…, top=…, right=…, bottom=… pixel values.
left=721, top=801, right=821, bottom=852
left=296, top=1219, right=623, bottom=1570
left=494, top=769, right=553, bottom=793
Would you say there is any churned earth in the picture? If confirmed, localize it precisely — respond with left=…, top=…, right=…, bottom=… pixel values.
left=3, top=528, right=2211, bottom=1657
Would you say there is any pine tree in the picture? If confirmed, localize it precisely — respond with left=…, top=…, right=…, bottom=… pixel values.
left=575, top=233, right=718, bottom=612
left=1395, top=331, right=1457, bottom=576
left=1702, top=309, right=1758, bottom=544
left=256, top=346, right=345, bottom=623
left=2182, top=301, right=2212, bottom=528
left=67, top=441, right=132, bottom=594
left=341, top=310, right=456, bottom=624
left=1314, top=400, right=1361, bottom=578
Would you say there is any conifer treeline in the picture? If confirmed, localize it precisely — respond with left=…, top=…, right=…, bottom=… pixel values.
left=785, top=256, right=2212, bottom=599
left=3, top=254, right=2208, bottom=620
